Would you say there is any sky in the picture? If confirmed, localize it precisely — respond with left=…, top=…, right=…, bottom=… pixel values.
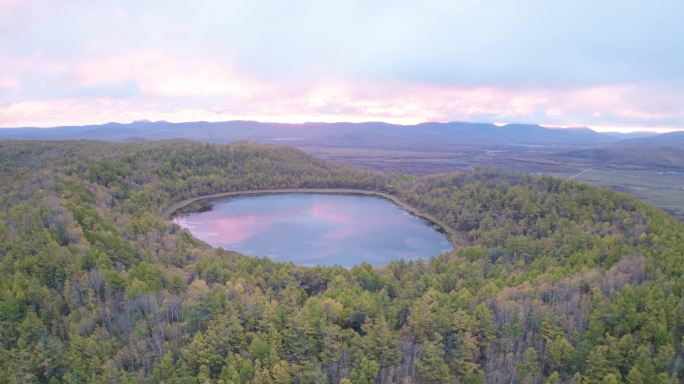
left=1, top=0, right=683, bottom=132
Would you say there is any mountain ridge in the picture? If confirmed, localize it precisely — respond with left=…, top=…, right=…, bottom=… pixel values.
left=0, top=120, right=660, bottom=148
left=616, top=131, right=684, bottom=147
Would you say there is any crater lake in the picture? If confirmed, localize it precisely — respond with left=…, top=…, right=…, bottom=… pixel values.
left=173, top=193, right=453, bottom=267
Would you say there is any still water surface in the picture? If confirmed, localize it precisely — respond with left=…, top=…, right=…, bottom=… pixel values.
left=174, top=193, right=452, bottom=267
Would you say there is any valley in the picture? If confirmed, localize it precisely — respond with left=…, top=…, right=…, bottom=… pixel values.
left=301, top=144, right=684, bottom=219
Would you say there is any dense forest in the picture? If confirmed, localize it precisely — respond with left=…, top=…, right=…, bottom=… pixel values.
left=0, top=140, right=683, bottom=384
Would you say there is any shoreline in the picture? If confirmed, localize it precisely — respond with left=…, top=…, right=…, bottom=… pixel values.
left=162, top=188, right=463, bottom=247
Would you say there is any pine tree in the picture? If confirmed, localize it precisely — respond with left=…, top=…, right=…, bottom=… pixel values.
left=416, top=333, right=453, bottom=383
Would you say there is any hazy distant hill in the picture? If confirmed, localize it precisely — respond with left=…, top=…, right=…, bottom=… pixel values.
left=0, top=120, right=651, bottom=149
left=617, top=131, right=684, bottom=148
left=553, top=146, right=684, bottom=170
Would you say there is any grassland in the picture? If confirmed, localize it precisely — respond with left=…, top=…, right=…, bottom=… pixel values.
left=302, top=145, right=684, bottom=220
left=565, top=168, right=684, bottom=219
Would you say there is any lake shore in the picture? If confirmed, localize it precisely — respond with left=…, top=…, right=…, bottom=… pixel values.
left=162, top=188, right=464, bottom=248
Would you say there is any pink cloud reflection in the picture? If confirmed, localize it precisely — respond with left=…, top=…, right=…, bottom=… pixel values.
left=176, top=211, right=284, bottom=245
left=309, top=199, right=386, bottom=241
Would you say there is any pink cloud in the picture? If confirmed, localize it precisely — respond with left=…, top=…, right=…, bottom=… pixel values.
left=0, top=54, right=70, bottom=77
left=1, top=51, right=683, bottom=131
left=0, top=76, right=20, bottom=90
left=75, top=51, right=268, bottom=98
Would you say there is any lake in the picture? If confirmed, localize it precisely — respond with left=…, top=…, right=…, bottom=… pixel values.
left=173, top=193, right=453, bottom=267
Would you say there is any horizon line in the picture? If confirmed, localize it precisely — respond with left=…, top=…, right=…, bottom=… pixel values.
left=2, top=118, right=682, bottom=134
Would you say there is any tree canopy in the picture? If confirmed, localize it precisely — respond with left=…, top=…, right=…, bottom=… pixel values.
left=0, top=140, right=682, bottom=383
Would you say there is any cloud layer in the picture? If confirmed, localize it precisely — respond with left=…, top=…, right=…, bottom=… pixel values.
left=1, top=0, right=683, bottom=131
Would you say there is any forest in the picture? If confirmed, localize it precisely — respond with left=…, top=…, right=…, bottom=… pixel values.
left=0, top=140, right=683, bottom=384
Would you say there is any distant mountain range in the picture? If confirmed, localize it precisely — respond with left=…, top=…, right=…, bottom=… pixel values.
left=0, top=120, right=665, bottom=149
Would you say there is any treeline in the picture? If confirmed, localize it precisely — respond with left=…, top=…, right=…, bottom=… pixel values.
left=0, top=140, right=682, bottom=383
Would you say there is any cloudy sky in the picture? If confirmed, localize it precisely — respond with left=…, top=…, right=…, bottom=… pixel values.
left=1, top=0, right=683, bottom=131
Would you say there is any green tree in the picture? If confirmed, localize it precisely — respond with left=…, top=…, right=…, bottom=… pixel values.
left=417, top=334, right=453, bottom=383
left=517, top=347, right=539, bottom=384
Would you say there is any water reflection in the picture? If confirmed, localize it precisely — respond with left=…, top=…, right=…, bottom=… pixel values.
left=174, top=193, right=452, bottom=267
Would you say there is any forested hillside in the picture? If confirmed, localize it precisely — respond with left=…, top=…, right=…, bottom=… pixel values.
left=0, top=140, right=683, bottom=384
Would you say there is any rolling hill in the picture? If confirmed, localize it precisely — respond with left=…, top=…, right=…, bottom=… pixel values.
left=0, top=140, right=682, bottom=383
left=3, top=121, right=682, bottom=222
left=617, top=131, right=684, bottom=148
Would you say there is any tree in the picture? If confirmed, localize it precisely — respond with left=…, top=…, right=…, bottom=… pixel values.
left=349, top=356, right=379, bottom=384
left=626, top=367, right=644, bottom=384
left=416, top=334, right=453, bottom=384
left=584, top=346, right=620, bottom=384
left=517, top=347, right=539, bottom=384
left=362, top=316, right=400, bottom=367
left=271, top=361, right=293, bottom=384
left=547, top=336, right=574, bottom=373
left=545, top=371, right=560, bottom=384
